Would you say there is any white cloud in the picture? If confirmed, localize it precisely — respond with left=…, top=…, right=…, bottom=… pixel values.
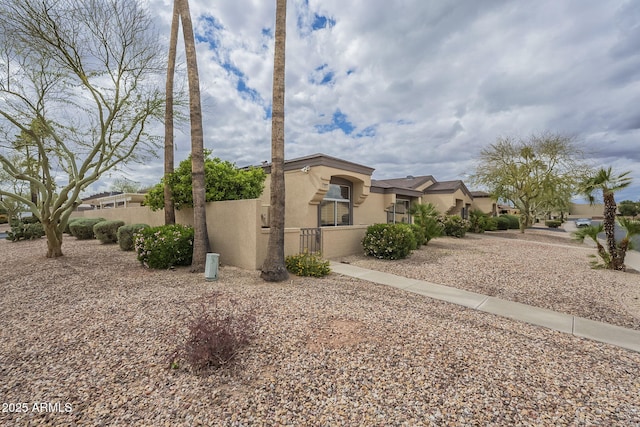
left=102, top=0, right=640, bottom=202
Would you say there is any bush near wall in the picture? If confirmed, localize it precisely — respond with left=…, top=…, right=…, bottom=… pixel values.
left=135, top=224, right=194, bottom=269
left=69, top=218, right=106, bottom=240
left=117, top=223, right=150, bottom=251
left=0, top=214, right=8, bottom=224
left=440, top=215, right=470, bottom=238
left=495, top=216, right=510, bottom=230
left=93, top=220, right=125, bottom=244
left=545, top=220, right=562, bottom=228
left=362, top=223, right=416, bottom=260
left=499, top=214, right=520, bottom=230
left=285, top=252, right=331, bottom=277
left=64, top=218, right=83, bottom=234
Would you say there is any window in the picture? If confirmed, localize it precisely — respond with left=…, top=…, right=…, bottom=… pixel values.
left=320, top=183, right=351, bottom=226
left=387, top=199, right=411, bottom=224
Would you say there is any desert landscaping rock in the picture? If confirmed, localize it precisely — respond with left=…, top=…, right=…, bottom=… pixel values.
left=1, top=231, right=639, bottom=426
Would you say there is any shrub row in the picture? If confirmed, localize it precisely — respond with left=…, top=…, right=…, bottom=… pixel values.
left=69, top=218, right=106, bottom=240
left=64, top=218, right=150, bottom=250
left=363, top=213, right=479, bottom=260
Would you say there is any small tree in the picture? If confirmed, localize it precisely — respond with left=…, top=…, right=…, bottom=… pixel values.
left=144, top=153, right=266, bottom=211
left=471, top=132, right=590, bottom=233
left=0, top=0, right=165, bottom=257
left=575, top=167, right=634, bottom=271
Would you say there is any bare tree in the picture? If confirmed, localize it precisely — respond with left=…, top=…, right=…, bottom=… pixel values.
left=177, top=0, right=210, bottom=272
left=261, top=0, right=289, bottom=282
left=0, top=0, right=164, bottom=257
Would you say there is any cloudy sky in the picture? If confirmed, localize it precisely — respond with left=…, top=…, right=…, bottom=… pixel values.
left=105, top=0, right=640, bottom=201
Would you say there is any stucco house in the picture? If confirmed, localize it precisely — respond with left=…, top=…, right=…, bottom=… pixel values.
left=74, top=153, right=496, bottom=270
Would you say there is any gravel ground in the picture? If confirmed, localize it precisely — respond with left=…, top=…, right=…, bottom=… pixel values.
left=1, top=233, right=640, bottom=426
left=341, top=228, right=640, bottom=331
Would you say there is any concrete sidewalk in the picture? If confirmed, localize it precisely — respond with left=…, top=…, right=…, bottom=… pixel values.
left=330, top=261, right=640, bottom=353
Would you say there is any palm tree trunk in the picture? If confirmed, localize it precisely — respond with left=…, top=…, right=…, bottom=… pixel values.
left=163, top=0, right=178, bottom=225
left=603, top=192, right=620, bottom=269
left=261, top=0, right=289, bottom=282
left=178, top=0, right=210, bottom=272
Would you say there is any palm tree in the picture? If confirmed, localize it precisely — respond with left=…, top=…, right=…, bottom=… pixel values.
left=261, top=0, right=289, bottom=282
left=178, top=0, right=210, bottom=272
left=409, top=202, right=442, bottom=244
left=579, top=167, right=632, bottom=270
left=163, top=0, right=179, bottom=225
left=572, top=223, right=610, bottom=268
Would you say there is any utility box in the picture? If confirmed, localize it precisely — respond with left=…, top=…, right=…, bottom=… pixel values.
left=205, top=253, right=219, bottom=281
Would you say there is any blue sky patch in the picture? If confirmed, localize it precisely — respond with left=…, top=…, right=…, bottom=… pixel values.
left=310, top=64, right=335, bottom=85
left=196, top=15, right=224, bottom=50
left=311, top=14, right=336, bottom=31
left=315, top=110, right=355, bottom=135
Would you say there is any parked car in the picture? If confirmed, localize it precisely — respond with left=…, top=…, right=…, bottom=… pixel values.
left=575, top=218, right=592, bottom=227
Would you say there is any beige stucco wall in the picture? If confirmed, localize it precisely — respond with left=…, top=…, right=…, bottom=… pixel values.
left=357, top=192, right=391, bottom=225
left=471, top=197, right=497, bottom=215
left=72, top=199, right=264, bottom=270
left=321, top=226, right=367, bottom=259
left=423, top=189, right=473, bottom=216
left=569, top=203, right=605, bottom=218
left=71, top=206, right=165, bottom=226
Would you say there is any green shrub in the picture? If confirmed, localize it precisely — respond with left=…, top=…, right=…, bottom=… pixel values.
left=469, top=209, right=494, bottom=233
left=362, top=223, right=416, bottom=260
left=545, top=220, right=561, bottom=228
left=69, top=217, right=106, bottom=240
left=495, top=216, right=510, bottom=230
left=21, top=215, right=40, bottom=224
left=135, top=224, right=194, bottom=269
left=93, top=220, right=125, bottom=244
left=499, top=214, right=520, bottom=229
left=285, top=252, right=331, bottom=277
left=117, top=223, right=150, bottom=251
left=484, top=216, right=498, bottom=231
left=6, top=221, right=45, bottom=241
left=441, top=215, right=470, bottom=238
left=64, top=217, right=83, bottom=234
left=409, top=223, right=426, bottom=246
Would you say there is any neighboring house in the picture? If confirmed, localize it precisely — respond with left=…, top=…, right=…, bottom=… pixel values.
left=81, top=192, right=146, bottom=210
left=497, top=204, right=519, bottom=215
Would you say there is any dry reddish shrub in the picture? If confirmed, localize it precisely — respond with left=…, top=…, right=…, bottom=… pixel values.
left=171, top=292, right=256, bottom=373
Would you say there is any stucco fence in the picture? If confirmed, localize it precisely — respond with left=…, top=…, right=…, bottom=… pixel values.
left=71, top=199, right=367, bottom=270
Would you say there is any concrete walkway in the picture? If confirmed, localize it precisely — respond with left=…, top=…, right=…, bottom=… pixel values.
left=330, top=234, right=640, bottom=353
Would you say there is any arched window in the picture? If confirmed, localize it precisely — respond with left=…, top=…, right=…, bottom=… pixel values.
left=319, top=178, right=352, bottom=226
